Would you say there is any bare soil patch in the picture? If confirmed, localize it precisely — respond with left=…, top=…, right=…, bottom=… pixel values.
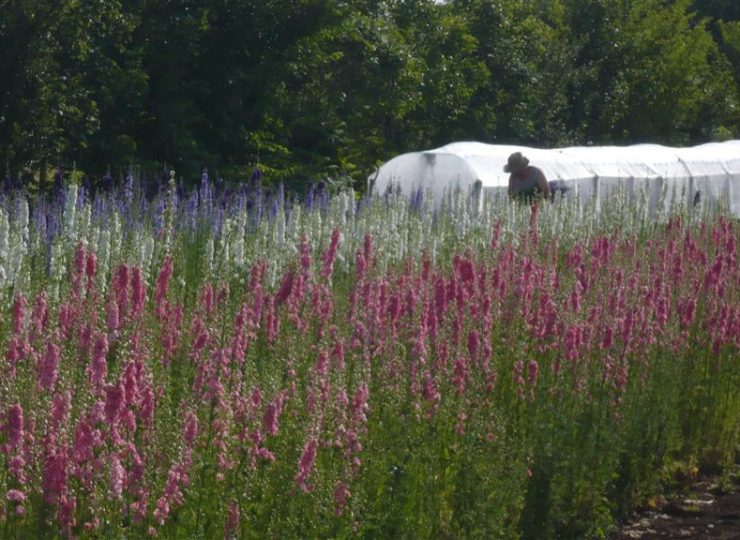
left=612, top=476, right=740, bottom=540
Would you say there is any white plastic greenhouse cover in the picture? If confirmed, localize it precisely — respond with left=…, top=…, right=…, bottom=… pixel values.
left=370, top=140, right=740, bottom=216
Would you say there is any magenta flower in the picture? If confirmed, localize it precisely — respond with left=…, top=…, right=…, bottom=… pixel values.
left=50, top=391, right=71, bottom=431
left=30, top=293, right=48, bottom=341
left=333, top=481, right=351, bottom=516
left=263, top=398, right=282, bottom=437
left=105, top=300, right=120, bottom=333
left=8, top=455, right=26, bottom=484
left=453, top=356, right=469, bottom=395
left=183, top=412, right=199, bottom=447
left=6, top=404, right=24, bottom=448
left=315, top=349, right=329, bottom=377
left=299, top=236, right=312, bottom=275
left=88, top=333, right=109, bottom=387
left=109, top=453, right=125, bottom=500
left=154, top=255, right=173, bottom=317
left=42, top=446, right=69, bottom=505
left=225, top=500, right=241, bottom=538
left=72, top=418, right=95, bottom=464
left=6, top=489, right=26, bottom=503
left=85, top=251, right=97, bottom=288
left=295, top=439, right=318, bottom=493
left=131, top=266, right=146, bottom=317
left=467, top=329, right=480, bottom=361
left=321, top=228, right=341, bottom=279
left=38, top=341, right=61, bottom=391
left=11, top=293, right=27, bottom=335
left=104, top=382, right=124, bottom=425
left=275, top=269, right=295, bottom=306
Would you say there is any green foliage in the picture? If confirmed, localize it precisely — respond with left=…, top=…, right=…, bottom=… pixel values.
left=1, top=0, right=739, bottom=185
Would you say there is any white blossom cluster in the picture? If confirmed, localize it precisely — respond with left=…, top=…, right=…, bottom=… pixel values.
left=0, top=179, right=725, bottom=310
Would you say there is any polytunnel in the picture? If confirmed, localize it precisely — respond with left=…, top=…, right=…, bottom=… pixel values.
left=370, top=140, right=740, bottom=216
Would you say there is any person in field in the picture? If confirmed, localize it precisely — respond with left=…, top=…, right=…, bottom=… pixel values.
left=505, top=152, right=551, bottom=202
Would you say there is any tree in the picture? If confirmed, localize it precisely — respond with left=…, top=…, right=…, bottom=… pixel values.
left=616, top=0, right=737, bottom=143
left=0, top=1, right=145, bottom=184
left=451, top=0, right=576, bottom=145
left=693, top=0, right=740, bottom=22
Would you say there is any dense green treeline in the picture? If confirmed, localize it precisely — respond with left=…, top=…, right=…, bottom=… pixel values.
left=1, top=0, right=739, bottom=188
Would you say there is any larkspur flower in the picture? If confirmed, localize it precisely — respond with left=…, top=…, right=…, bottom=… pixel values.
left=295, top=439, right=318, bottom=493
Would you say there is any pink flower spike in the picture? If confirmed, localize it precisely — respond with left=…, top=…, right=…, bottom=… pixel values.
left=38, top=341, right=61, bottom=392
left=110, top=454, right=125, bottom=500
left=104, top=383, right=125, bottom=425
left=6, top=404, right=24, bottom=448
left=50, top=391, right=72, bottom=430
left=295, top=439, right=318, bottom=493
left=12, top=294, right=27, bottom=335
left=105, top=300, right=120, bottom=334
left=528, top=360, right=539, bottom=386
left=321, top=228, right=341, bottom=279
left=42, top=446, right=69, bottom=505
left=88, top=333, right=109, bottom=387
left=263, top=399, right=281, bottom=437
left=275, top=270, right=295, bottom=307
left=131, top=266, right=146, bottom=317
left=333, top=481, right=351, bottom=516
left=154, top=255, right=173, bottom=317
left=85, top=251, right=97, bottom=282
left=183, top=412, right=199, bottom=447
left=225, top=501, right=240, bottom=538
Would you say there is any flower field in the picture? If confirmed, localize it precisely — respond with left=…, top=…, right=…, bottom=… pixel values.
left=0, top=174, right=738, bottom=539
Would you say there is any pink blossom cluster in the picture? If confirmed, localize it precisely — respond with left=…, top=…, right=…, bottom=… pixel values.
left=0, top=218, right=737, bottom=537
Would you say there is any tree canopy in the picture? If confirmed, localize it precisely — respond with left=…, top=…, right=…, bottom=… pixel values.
left=1, top=0, right=739, bottom=188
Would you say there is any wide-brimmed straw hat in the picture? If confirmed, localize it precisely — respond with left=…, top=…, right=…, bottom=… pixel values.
left=504, top=152, right=529, bottom=173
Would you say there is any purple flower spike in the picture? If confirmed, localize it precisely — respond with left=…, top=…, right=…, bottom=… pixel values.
left=250, top=167, right=263, bottom=186
left=53, top=167, right=65, bottom=195
left=306, top=184, right=315, bottom=210
left=154, top=198, right=166, bottom=235
left=102, top=168, right=113, bottom=192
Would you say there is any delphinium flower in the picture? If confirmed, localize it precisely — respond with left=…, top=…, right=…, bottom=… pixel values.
left=3, top=404, right=27, bottom=484
left=29, top=292, right=49, bottom=344
left=252, top=392, right=284, bottom=465
left=37, top=339, right=61, bottom=392
left=5, top=294, right=30, bottom=378
left=321, top=228, right=341, bottom=280
left=224, top=500, right=241, bottom=539
left=153, top=198, right=166, bottom=238
left=153, top=255, right=173, bottom=319
left=87, top=333, right=109, bottom=388
left=153, top=466, right=186, bottom=526
left=344, top=382, right=370, bottom=471
left=6, top=488, right=27, bottom=516
left=17, top=196, right=29, bottom=244
left=0, top=206, right=9, bottom=260
left=294, top=438, right=319, bottom=493
left=63, top=184, right=78, bottom=242
left=305, top=184, right=315, bottom=212
left=199, top=168, right=212, bottom=218
left=160, top=303, right=184, bottom=365
left=333, top=480, right=351, bottom=517
left=42, top=443, right=74, bottom=534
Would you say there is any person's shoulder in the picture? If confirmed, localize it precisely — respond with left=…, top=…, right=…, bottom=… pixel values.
left=531, top=166, right=546, bottom=177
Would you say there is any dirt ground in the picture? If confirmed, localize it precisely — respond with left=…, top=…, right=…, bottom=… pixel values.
left=611, top=476, right=740, bottom=540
